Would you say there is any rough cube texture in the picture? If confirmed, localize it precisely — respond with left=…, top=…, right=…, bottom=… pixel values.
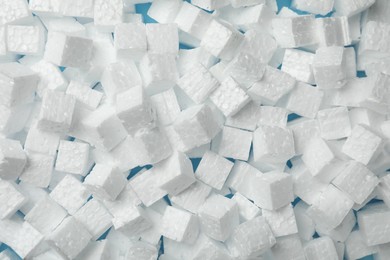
left=114, top=23, right=147, bottom=60
left=292, top=0, right=334, bottom=15
left=0, top=179, right=27, bottom=219
left=262, top=204, right=298, bottom=237
left=66, top=81, right=103, bottom=110
left=216, top=126, right=252, bottom=161
left=170, top=181, right=212, bottom=214
left=0, top=138, right=26, bottom=180
left=146, top=23, right=179, bottom=55
left=6, top=23, right=44, bottom=55
left=19, top=152, right=55, bottom=188
left=282, top=49, right=315, bottom=84
left=150, top=88, right=181, bottom=126
left=232, top=192, right=261, bottom=222
left=257, top=106, right=288, bottom=128
left=225, top=101, right=260, bottom=131
left=286, top=82, right=323, bottom=119
left=304, top=237, right=339, bottom=260
left=93, top=0, right=123, bottom=31
left=317, top=107, right=352, bottom=140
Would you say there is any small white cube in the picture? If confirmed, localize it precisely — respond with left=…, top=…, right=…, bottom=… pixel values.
left=50, top=174, right=91, bottom=214
left=359, top=21, right=390, bottom=57
left=150, top=88, right=181, bottom=126
left=48, top=216, right=92, bottom=259
left=196, top=150, right=234, bottom=190
left=304, top=237, right=339, bottom=260
left=93, top=0, right=123, bottom=31
left=240, top=29, right=277, bottom=64
left=0, top=0, right=31, bottom=26
left=19, top=152, right=55, bottom=188
left=170, top=181, right=212, bottom=214
left=257, top=106, right=288, bottom=128
left=113, top=205, right=152, bottom=236
left=216, top=126, right=252, bottom=161
left=271, top=234, right=305, bottom=260
left=0, top=179, right=27, bottom=219
left=146, top=23, right=179, bottom=55
left=317, top=107, right=352, bottom=140
left=162, top=206, right=199, bottom=244
left=281, top=48, right=315, bottom=84
left=114, top=23, right=146, bottom=60
left=37, top=90, right=76, bottom=133
left=198, top=193, right=239, bottom=241
left=24, top=126, right=60, bottom=156
left=0, top=138, right=26, bottom=180
left=342, top=125, right=383, bottom=165
left=200, top=20, right=244, bottom=61
left=74, top=198, right=113, bottom=240
left=286, top=82, right=323, bottom=119
left=232, top=192, right=261, bottom=222
left=289, top=118, right=321, bottom=155
left=84, top=164, right=127, bottom=200
left=6, top=22, right=45, bottom=55
left=316, top=17, right=352, bottom=47
left=44, top=32, right=93, bottom=68
left=345, top=230, right=378, bottom=260
left=226, top=161, right=262, bottom=199
left=147, top=0, right=183, bottom=23
left=262, top=204, right=298, bottom=237
left=66, top=81, right=103, bottom=110
left=60, top=0, right=94, bottom=18
left=225, top=101, right=260, bottom=132
left=28, top=0, right=61, bottom=16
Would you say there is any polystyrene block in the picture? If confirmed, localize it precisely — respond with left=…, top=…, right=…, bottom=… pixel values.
left=240, top=29, right=277, bottom=64
left=294, top=201, right=315, bottom=241
left=150, top=88, right=181, bottom=126
left=0, top=0, right=31, bottom=26
left=304, top=237, right=339, bottom=260
left=232, top=192, right=261, bottom=222
left=234, top=4, right=275, bottom=33
left=0, top=138, right=26, bottom=180
left=19, top=152, right=55, bottom=188
left=281, top=49, right=315, bottom=84
left=316, top=209, right=356, bottom=243
left=316, top=17, right=352, bottom=47
left=262, top=204, right=298, bottom=237
left=60, top=0, right=94, bottom=18
left=114, top=23, right=146, bottom=61
left=286, top=82, right=323, bottom=119
left=216, top=126, right=252, bottom=161
left=146, top=23, right=179, bottom=55
left=6, top=22, right=45, bottom=55
left=147, top=0, right=183, bottom=23
left=66, top=81, right=102, bottom=110
left=271, top=234, right=305, bottom=260
left=170, top=181, right=212, bottom=214
left=76, top=240, right=110, bottom=260
left=0, top=179, right=26, bottom=219
left=257, top=106, right=288, bottom=128
left=225, top=101, right=260, bottom=131
left=345, top=230, right=378, bottom=260
left=317, top=107, right=352, bottom=140
left=24, top=126, right=60, bottom=156
left=93, top=0, right=123, bottom=32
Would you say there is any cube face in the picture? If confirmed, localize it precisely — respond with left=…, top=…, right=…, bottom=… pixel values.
left=170, top=181, right=212, bottom=213
left=262, top=204, right=298, bottom=237
left=0, top=0, right=31, bottom=26
left=317, top=107, right=352, bottom=140
left=150, top=88, right=181, bottom=126
left=257, top=106, right=288, bottom=128
left=217, top=126, right=253, bottom=161
left=0, top=138, right=26, bottom=180
left=6, top=23, right=44, bottom=55
left=232, top=192, right=261, bottom=221
left=281, top=49, right=315, bottom=84
left=19, top=152, right=55, bottom=188
left=114, top=23, right=147, bottom=60
left=60, top=0, right=94, bottom=18
left=55, top=140, right=90, bottom=176
left=342, top=125, right=382, bottom=165
left=147, top=0, right=183, bottom=24
left=360, top=21, right=390, bottom=56
left=0, top=179, right=26, bottom=219
left=196, top=150, right=234, bottom=190
left=304, top=237, right=338, bottom=260
left=241, top=29, right=277, bottom=64
left=146, top=23, right=179, bottom=55
left=24, top=126, right=60, bottom=156
left=113, top=206, right=152, bottom=235
left=316, top=17, right=351, bottom=47
left=225, top=101, right=260, bottom=131
left=66, top=81, right=102, bottom=110
left=286, top=82, right=323, bottom=119
left=93, top=0, right=123, bottom=30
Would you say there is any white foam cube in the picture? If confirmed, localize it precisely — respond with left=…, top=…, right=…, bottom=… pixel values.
left=316, top=209, right=356, bottom=243
left=147, top=0, right=183, bottom=24
left=177, top=65, right=219, bottom=104
left=0, top=103, right=33, bottom=136
left=308, top=184, right=354, bottom=229
left=37, top=90, right=76, bottom=133
left=357, top=202, right=390, bottom=246
left=24, top=196, right=67, bottom=235
left=93, top=0, right=123, bottom=31
left=198, top=193, right=239, bottom=241
left=0, top=138, right=26, bottom=180
left=48, top=216, right=92, bottom=259
left=0, top=0, right=31, bottom=26
left=253, top=125, right=295, bottom=164
left=50, top=174, right=91, bottom=214
left=240, top=29, right=277, bottom=64
left=162, top=206, right=199, bottom=244
left=316, top=17, right=352, bottom=47
left=173, top=104, right=220, bottom=152
left=262, top=204, right=298, bottom=237
left=84, top=164, right=127, bottom=200
left=271, top=234, right=305, bottom=260
left=281, top=49, right=315, bottom=84
left=6, top=22, right=44, bottom=55
left=232, top=192, right=261, bottom=222
left=272, top=15, right=317, bottom=48
left=113, top=205, right=152, bottom=236
left=195, top=150, right=233, bottom=190
left=74, top=198, right=112, bottom=240
left=19, top=152, right=55, bottom=188
left=114, top=23, right=146, bottom=61
left=0, top=62, right=39, bottom=108
left=76, top=240, right=110, bottom=260
left=150, top=88, right=181, bottom=126
left=60, top=0, right=94, bottom=18
left=139, top=53, right=179, bottom=95
left=342, top=125, right=382, bottom=165
left=28, top=0, right=60, bottom=15
left=249, top=66, right=296, bottom=105
left=155, top=151, right=195, bottom=196
left=44, top=32, right=93, bottom=68
left=24, top=126, right=60, bottom=156
left=293, top=201, right=315, bottom=241
left=170, top=181, right=212, bottom=214
left=115, top=86, right=156, bottom=135
left=334, top=0, right=375, bottom=17
left=317, top=107, right=352, bottom=140
left=359, top=21, right=390, bottom=57
left=234, top=4, right=276, bottom=33
left=375, top=243, right=390, bottom=260
left=0, top=179, right=26, bottom=219
left=292, top=0, right=334, bottom=15
left=200, top=20, right=244, bottom=61
left=257, top=106, right=288, bottom=128
left=289, top=118, right=321, bottom=156
left=361, top=72, right=390, bottom=115
left=190, top=234, right=232, bottom=260
left=286, top=82, right=323, bottom=119
left=66, top=81, right=103, bottom=110
left=227, top=216, right=276, bottom=258
left=304, top=237, right=339, bottom=260
left=313, top=46, right=347, bottom=89
left=225, top=101, right=260, bottom=132
left=345, top=230, right=378, bottom=260
left=146, top=23, right=178, bottom=55
left=216, top=126, right=252, bottom=161
left=378, top=175, right=390, bottom=208
left=126, top=242, right=158, bottom=260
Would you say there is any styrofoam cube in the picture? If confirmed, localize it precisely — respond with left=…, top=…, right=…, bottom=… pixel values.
left=288, top=119, right=321, bottom=156
left=84, top=164, right=127, bottom=200
left=113, top=205, right=152, bottom=236
left=0, top=62, right=39, bottom=107
left=345, top=230, right=378, bottom=260
left=316, top=17, right=352, bottom=47
left=360, top=72, right=390, bottom=115
left=28, top=0, right=61, bottom=15
left=147, top=0, right=183, bottom=23
left=116, top=86, right=156, bottom=135
left=154, top=151, right=195, bottom=196
left=126, top=242, right=158, bottom=260
left=317, top=107, right=352, bottom=140
left=114, top=23, right=146, bottom=60
left=215, top=126, right=252, bottom=161
left=177, top=64, right=219, bottom=104
left=192, top=0, right=230, bottom=11
left=0, top=0, right=31, bottom=26
left=271, top=234, right=305, bottom=260
left=150, top=88, right=181, bottom=126
left=357, top=202, right=390, bottom=246
left=24, top=196, right=67, bottom=235
left=286, top=82, right=323, bottom=119
left=174, top=2, right=213, bottom=41
left=235, top=4, right=276, bottom=33
left=44, top=32, right=93, bottom=68
left=198, top=193, right=239, bottom=241
left=334, top=0, right=375, bottom=17
left=19, top=152, right=55, bottom=188
left=0, top=179, right=27, bottom=219
left=0, top=138, right=26, bottom=180
left=162, top=206, right=199, bottom=244
left=226, top=216, right=276, bottom=258
left=93, top=0, right=123, bottom=31
left=304, top=237, right=339, bottom=260
left=139, top=53, right=179, bottom=95
left=48, top=216, right=92, bottom=259
left=74, top=198, right=112, bottom=240
left=195, top=150, right=234, bottom=190
left=76, top=240, right=110, bottom=260
left=170, top=181, right=212, bottom=214
left=251, top=171, right=293, bottom=210
left=24, top=126, right=60, bottom=156
left=232, top=192, right=261, bottom=222
left=60, top=0, right=94, bottom=18
left=66, top=81, right=103, bottom=110
left=257, top=106, right=288, bottom=128
left=200, top=19, right=244, bottom=61
left=281, top=49, right=315, bottom=84
left=316, top=209, right=356, bottom=243
left=293, top=201, right=315, bottom=241
left=359, top=21, right=390, bottom=58
left=240, top=29, right=277, bottom=64
left=272, top=15, right=317, bottom=48
left=307, top=184, right=354, bottom=229
left=248, top=66, right=296, bottom=105
left=6, top=21, right=45, bottom=55
left=253, top=125, right=295, bottom=164
left=225, top=101, right=260, bottom=131
left=342, top=125, right=382, bottom=165
left=292, top=0, right=334, bottom=15
left=0, top=103, right=33, bottom=136
left=146, top=23, right=179, bottom=55
left=190, top=234, right=232, bottom=260
left=50, top=174, right=91, bottom=214
left=313, top=46, right=347, bottom=89
left=37, top=90, right=76, bottom=133
left=172, top=104, right=220, bottom=152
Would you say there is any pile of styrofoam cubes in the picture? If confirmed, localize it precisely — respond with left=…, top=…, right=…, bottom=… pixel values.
left=1, top=0, right=390, bottom=259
